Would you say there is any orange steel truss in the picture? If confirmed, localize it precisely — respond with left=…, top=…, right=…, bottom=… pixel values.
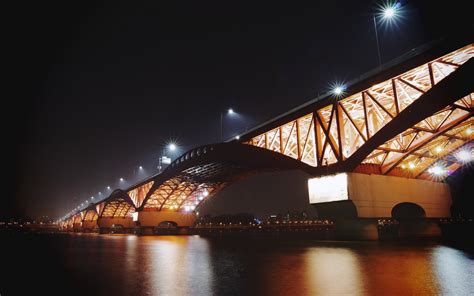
left=82, top=209, right=99, bottom=222
left=128, top=181, right=154, bottom=208
left=245, top=44, right=473, bottom=179
left=144, top=178, right=223, bottom=211
left=101, top=198, right=135, bottom=218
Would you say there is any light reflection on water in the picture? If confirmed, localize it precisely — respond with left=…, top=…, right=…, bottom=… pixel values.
left=5, top=233, right=473, bottom=295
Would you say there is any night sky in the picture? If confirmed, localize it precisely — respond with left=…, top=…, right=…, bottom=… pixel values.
left=6, top=0, right=472, bottom=220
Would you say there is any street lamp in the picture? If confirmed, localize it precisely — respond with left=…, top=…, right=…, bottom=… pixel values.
left=373, top=2, right=400, bottom=67
left=158, top=143, right=178, bottom=172
left=220, top=108, right=236, bottom=142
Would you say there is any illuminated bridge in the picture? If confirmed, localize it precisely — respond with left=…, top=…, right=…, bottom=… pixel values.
left=61, top=36, right=473, bottom=237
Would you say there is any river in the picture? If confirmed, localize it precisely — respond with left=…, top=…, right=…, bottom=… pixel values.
left=1, top=233, right=473, bottom=295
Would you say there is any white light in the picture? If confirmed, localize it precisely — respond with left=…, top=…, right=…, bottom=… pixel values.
left=132, top=212, right=139, bottom=222
left=456, top=150, right=472, bottom=163
left=120, top=178, right=124, bottom=181
left=408, top=162, right=415, bottom=169
left=168, top=143, right=176, bottom=151
left=98, top=192, right=102, bottom=195
left=139, top=166, right=143, bottom=170
left=91, top=196, right=94, bottom=200
left=235, top=135, right=240, bottom=140
left=383, top=7, right=396, bottom=19
left=194, top=201, right=199, bottom=205
left=184, top=206, right=190, bottom=211
left=466, top=128, right=472, bottom=135
left=198, top=195, right=204, bottom=201
left=107, top=186, right=111, bottom=190
left=228, top=108, right=234, bottom=114
left=429, top=166, right=445, bottom=176
left=203, top=191, right=209, bottom=197
left=333, top=86, right=344, bottom=96
left=435, top=146, right=443, bottom=153
left=190, top=205, right=195, bottom=211
left=308, top=173, right=348, bottom=204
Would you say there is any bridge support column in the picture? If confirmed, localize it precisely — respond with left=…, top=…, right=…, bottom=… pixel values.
left=72, top=223, right=82, bottom=232
left=310, top=173, right=451, bottom=240
left=136, top=211, right=196, bottom=234
left=97, top=217, right=135, bottom=234
left=81, top=221, right=99, bottom=232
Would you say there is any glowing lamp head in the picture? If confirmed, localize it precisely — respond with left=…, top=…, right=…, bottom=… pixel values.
left=466, top=127, right=472, bottom=135
left=120, top=178, right=124, bottom=182
left=203, top=190, right=209, bottom=197
left=107, top=186, right=111, bottom=190
left=228, top=108, right=234, bottom=114
left=168, top=143, right=176, bottom=151
left=435, top=146, right=443, bottom=153
left=383, top=7, right=396, bottom=19
left=139, top=166, right=143, bottom=170
left=334, top=86, right=344, bottom=95
left=408, top=162, right=415, bottom=169
left=235, top=135, right=240, bottom=140
left=428, top=165, right=445, bottom=176
left=91, top=196, right=94, bottom=200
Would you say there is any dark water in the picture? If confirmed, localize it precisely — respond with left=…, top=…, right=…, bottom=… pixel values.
left=1, top=233, right=473, bottom=295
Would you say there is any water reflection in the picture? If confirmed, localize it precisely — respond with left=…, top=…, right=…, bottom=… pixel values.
left=12, top=234, right=472, bottom=295
left=432, top=246, right=474, bottom=295
left=306, top=248, right=365, bottom=295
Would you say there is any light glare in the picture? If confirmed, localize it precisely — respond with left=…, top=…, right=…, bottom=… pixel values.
left=383, top=7, right=396, bottom=19
left=456, top=150, right=471, bottom=163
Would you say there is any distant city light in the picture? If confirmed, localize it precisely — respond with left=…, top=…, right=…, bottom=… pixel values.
left=456, top=149, right=472, bottom=163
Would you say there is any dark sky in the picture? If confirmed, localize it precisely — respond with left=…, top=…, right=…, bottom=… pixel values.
left=6, top=0, right=472, bottom=220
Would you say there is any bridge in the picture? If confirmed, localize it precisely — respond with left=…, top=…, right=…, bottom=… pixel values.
left=60, top=35, right=473, bottom=239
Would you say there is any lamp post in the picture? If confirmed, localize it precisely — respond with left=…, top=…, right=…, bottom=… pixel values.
left=158, top=143, right=177, bottom=173
left=373, top=3, right=400, bottom=68
left=220, top=108, right=234, bottom=142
